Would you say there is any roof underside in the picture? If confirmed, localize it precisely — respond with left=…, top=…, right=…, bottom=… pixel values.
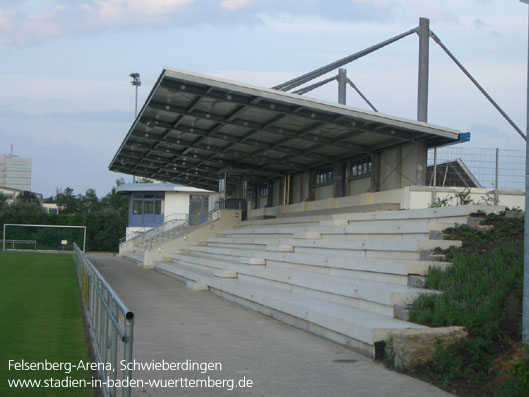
left=109, top=68, right=462, bottom=191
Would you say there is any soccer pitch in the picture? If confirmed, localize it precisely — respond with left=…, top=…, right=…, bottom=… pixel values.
left=0, top=252, right=93, bottom=396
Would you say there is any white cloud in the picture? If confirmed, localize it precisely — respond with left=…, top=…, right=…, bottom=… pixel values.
left=221, top=0, right=253, bottom=11
left=0, top=8, right=62, bottom=47
left=81, top=0, right=193, bottom=22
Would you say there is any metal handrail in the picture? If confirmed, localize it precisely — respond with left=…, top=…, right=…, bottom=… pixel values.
left=119, top=213, right=188, bottom=245
left=73, top=243, right=134, bottom=397
left=145, top=209, right=221, bottom=249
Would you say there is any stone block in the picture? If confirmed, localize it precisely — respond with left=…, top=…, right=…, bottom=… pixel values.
left=387, top=326, right=468, bottom=369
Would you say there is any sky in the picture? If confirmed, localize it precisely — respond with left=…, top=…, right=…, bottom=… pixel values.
left=0, top=0, right=527, bottom=198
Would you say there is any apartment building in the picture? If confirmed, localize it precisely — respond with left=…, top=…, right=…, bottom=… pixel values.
left=0, top=154, right=32, bottom=191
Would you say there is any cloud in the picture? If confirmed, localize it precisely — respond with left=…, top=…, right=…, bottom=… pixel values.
left=0, top=0, right=401, bottom=48
left=81, top=0, right=193, bottom=22
left=221, top=0, right=253, bottom=11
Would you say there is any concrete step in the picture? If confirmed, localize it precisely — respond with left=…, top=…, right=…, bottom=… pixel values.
left=187, top=246, right=450, bottom=277
left=121, top=251, right=144, bottom=264
left=167, top=271, right=426, bottom=356
left=221, top=221, right=456, bottom=238
left=156, top=261, right=237, bottom=282
left=172, top=252, right=433, bottom=315
left=204, top=236, right=461, bottom=253
left=247, top=203, right=401, bottom=223
left=331, top=205, right=504, bottom=222
left=242, top=215, right=332, bottom=227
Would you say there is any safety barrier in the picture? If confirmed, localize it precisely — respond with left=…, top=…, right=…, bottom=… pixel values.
left=73, top=243, right=134, bottom=397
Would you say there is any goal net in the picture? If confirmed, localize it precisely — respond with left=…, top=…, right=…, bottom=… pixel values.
left=2, top=224, right=87, bottom=252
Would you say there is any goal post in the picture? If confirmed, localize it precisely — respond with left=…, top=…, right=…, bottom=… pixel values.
left=2, top=224, right=87, bottom=253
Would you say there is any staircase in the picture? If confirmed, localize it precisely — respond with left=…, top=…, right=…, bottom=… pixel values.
left=153, top=205, right=502, bottom=357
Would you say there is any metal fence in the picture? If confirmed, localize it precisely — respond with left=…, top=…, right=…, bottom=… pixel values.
left=427, top=147, right=525, bottom=190
left=73, top=243, right=134, bottom=397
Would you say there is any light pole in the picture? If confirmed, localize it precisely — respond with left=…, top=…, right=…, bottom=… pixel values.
left=520, top=0, right=529, bottom=345
left=130, top=73, right=141, bottom=117
left=130, top=73, right=141, bottom=183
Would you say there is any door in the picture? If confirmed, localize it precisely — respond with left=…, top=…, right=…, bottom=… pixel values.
left=189, top=195, right=209, bottom=225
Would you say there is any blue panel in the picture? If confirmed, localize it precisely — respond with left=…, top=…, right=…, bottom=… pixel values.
left=458, top=132, right=471, bottom=142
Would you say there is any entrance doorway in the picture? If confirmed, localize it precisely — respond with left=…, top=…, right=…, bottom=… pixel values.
left=218, top=170, right=248, bottom=220
left=189, top=195, right=209, bottom=225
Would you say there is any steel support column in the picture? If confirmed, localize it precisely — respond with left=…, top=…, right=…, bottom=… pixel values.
left=417, top=17, right=430, bottom=123
left=338, top=68, right=347, bottom=105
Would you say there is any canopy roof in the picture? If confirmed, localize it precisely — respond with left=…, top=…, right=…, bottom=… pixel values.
left=116, top=183, right=213, bottom=194
left=109, top=67, right=465, bottom=191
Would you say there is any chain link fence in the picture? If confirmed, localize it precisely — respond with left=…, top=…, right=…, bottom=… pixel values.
left=427, top=147, right=525, bottom=190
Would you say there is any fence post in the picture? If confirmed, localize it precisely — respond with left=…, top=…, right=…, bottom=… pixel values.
left=494, top=148, right=500, bottom=205
left=110, top=302, right=119, bottom=397
left=431, top=148, right=438, bottom=204
left=122, top=312, right=134, bottom=397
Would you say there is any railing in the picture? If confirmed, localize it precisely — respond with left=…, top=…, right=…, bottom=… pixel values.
left=3, top=239, right=37, bottom=250
left=145, top=209, right=221, bottom=249
left=119, top=213, right=188, bottom=246
left=73, top=243, right=134, bottom=397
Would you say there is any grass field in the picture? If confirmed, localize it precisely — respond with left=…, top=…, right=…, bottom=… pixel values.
left=0, top=252, right=93, bottom=396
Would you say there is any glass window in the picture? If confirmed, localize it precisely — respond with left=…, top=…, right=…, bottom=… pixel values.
left=350, top=156, right=372, bottom=179
left=133, top=200, right=142, bottom=215
left=218, top=179, right=225, bottom=193
left=154, top=200, right=163, bottom=215
left=258, top=183, right=269, bottom=197
left=144, top=194, right=155, bottom=199
left=144, top=201, right=154, bottom=215
left=313, top=167, right=334, bottom=186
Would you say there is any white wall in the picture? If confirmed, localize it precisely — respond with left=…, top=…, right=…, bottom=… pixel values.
left=314, top=184, right=333, bottom=201
left=164, top=193, right=190, bottom=218
left=348, top=177, right=371, bottom=196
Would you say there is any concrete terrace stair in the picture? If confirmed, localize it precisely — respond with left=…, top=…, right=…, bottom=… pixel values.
left=155, top=261, right=428, bottom=354
left=152, top=205, right=502, bottom=357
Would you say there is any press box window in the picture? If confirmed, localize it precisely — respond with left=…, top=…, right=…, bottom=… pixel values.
left=313, top=167, right=334, bottom=186
left=154, top=200, right=163, bottom=215
left=132, top=200, right=142, bottom=215
left=258, top=183, right=269, bottom=197
left=350, top=157, right=372, bottom=179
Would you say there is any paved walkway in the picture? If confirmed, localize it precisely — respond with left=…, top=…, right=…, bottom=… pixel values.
left=88, top=253, right=453, bottom=397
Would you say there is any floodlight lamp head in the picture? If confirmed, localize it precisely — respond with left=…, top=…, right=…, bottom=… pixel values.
left=130, top=73, right=141, bottom=86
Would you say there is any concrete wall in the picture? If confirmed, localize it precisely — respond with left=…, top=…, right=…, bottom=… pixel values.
left=250, top=142, right=428, bottom=211
left=379, top=143, right=426, bottom=191
left=247, top=185, right=525, bottom=218
left=164, top=192, right=190, bottom=217
left=347, top=177, right=371, bottom=196
left=314, top=184, right=333, bottom=201
left=144, top=209, right=242, bottom=267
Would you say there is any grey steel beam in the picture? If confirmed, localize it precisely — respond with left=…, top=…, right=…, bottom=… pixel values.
left=417, top=17, right=430, bottom=123
left=273, top=26, right=419, bottom=92
left=346, top=78, right=379, bottom=112
left=338, top=69, right=347, bottom=105
left=430, top=30, right=526, bottom=141
left=293, top=75, right=338, bottom=95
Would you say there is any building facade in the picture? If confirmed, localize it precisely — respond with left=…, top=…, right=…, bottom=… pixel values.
left=117, top=183, right=216, bottom=240
left=0, top=154, right=32, bottom=191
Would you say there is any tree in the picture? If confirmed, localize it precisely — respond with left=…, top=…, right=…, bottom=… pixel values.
left=0, top=192, right=7, bottom=210
left=18, top=191, right=41, bottom=204
left=55, top=187, right=80, bottom=214
left=80, top=188, right=101, bottom=213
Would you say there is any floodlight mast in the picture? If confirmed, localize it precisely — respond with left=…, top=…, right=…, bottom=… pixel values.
left=521, top=0, right=529, bottom=346
left=130, top=72, right=141, bottom=183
